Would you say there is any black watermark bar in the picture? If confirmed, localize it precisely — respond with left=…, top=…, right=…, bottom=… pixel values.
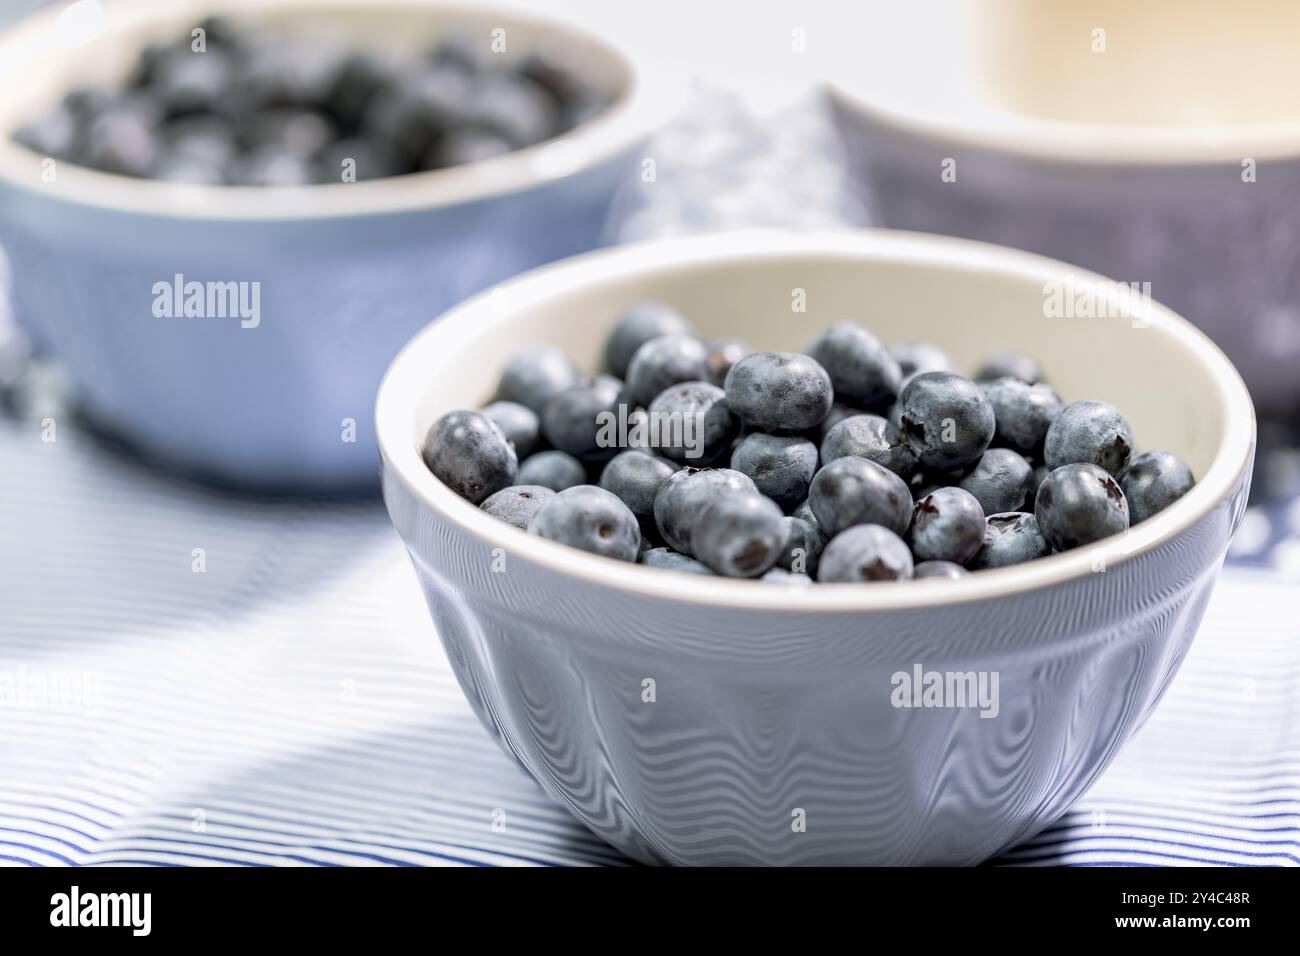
left=0, top=866, right=1289, bottom=942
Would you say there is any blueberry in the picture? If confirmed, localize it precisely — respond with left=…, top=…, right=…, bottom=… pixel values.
left=624, top=334, right=709, bottom=408
left=128, top=43, right=171, bottom=90
left=817, top=524, right=914, bottom=583
left=604, top=302, right=692, bottom=379
left=325, top=51, right=399, bottom=129
left=976, top=351, right=1040, bottom=384
left=969, top=512, right=1051, bottom=569
left=240, top=108, right=336, bottom=158
left=228, top=145, right=316, bottom=186
left=461, top=72, right=559, bottom=147
left=528, top=485, right=640, bottom=561
left=541, top=375, right=623, bottom=460
left=430, top=33, right=486, bottom=76
left=692, top=493, right=786, bottom=578
left=958, top=448, right=1035, bottom=515
left=818, top=401, right=866, bottom=441
left=908, top=486, right=985, bottom=564
left=422, top=410, right=518, bottom=504
left=760, top=567, right=814, bottom=586
left=982, top=377, right=1065, bottom=456
left=730, top=433, right=819, bottom=509
left=497, top=346, right=579, bottom=415
left=480, top=484, right=555, bottom=529
left=806, top=322, right=902, bottom=409
left=724, top=351, right=834, bottom=432
left=893, top=342, right=953, bottom=378
left=154, top=47, right=234, bottom=117
left=1044, top=400, right=1134, bottom=476
left=362, top=66, right=469, bottom=162
left=422, top=127, right=513, bottom=169
left=63, top=87, right=117, bottom=120
left=207, top=80, right=260, bottom=133
left=1034, top=463, right=1130, bottom=551
left=913, top=560, right=969, bottom=580
left=599, top=450, right=678, bottom=516
left=165, top=114, right=238, bottom=167
left=653, top=467, right=756, bottom=556
left=646, top=381, right=735, bottom=462
left=820, top=413, right=917, bottom=479
left=1121, top=451, right=1195, bottom=524
left=226, top=35, right=330, bottom=112
left=704, top=339, right=748, bottom=387
left=481, top=400, right=540, bottom=459
left=897, top=372, right=995, bottom=472
left=776, top=514, right=825, bottom=576
left=82, top=105, right=161, bottom=178
left=807, top=456, right=912, bottom=538
left=791, top=498, right=822, bottom=530
left=640, top=547, right=714, bottom=575
left=516, top=449, right=586, bottom=491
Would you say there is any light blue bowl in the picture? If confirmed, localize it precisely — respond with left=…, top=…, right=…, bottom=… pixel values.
left=378, top=231, right=1255, bottom=865
left=0, top=0, right=669, bottom=491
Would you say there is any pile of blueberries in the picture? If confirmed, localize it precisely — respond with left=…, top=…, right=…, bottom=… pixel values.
left=13, top=15, right=606, bottom=186
left=422, top=304, right=1195, bottom=584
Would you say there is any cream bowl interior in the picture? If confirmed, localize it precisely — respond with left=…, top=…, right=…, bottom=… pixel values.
left=821, top=0, right=1300, bottom=163
left=377, top=229, right=1255, bottom=611
left=0, top=0, right=664, bottom=218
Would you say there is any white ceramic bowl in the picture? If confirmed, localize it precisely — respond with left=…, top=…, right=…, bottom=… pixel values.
left=825, top=0, right=1300, bottom=415
left=378, top=230, right=1255, bottom=865
left=0, top=0, right=671, bottom=490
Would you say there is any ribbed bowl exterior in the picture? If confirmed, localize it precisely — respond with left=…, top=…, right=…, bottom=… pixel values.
left=383, top=458, right=1250, bottom=866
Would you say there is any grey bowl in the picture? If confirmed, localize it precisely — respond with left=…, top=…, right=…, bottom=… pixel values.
left=825, top=1, right=1300, bottom=415
left=378, top=231, right=1255, bottom=865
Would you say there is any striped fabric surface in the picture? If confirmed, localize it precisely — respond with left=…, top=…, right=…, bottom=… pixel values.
left=1, top=416, right=1298, bottom=867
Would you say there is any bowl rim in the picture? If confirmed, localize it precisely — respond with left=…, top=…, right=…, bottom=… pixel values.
left=0, top=0, right=675, bottom=220
left=376, top=229, right=1256, bottom=613
left=825, top=65, right=1300, bottom=168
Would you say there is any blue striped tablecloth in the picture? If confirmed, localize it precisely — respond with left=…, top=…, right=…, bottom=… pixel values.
left=1, top=416, right=1298, bottom=867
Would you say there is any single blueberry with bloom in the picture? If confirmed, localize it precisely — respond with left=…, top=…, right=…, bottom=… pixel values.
left=1121, top=451, right=1195, bottom=524
left=1044, top=400, right=1135, bottom=477
left=723, top=351, right=834, bottom=433
left=528, top=485, right=641, bottom=562
left=692, top=493, right=787, bottom=578
left=969, top=512, right=1051, bottom=569
left=897, top=372, right=995, bottom=472
left=1035, top=463, right=1130, bottom=551
left=422, top=409, right=517, bottom=504
left=818, top=524, right=914, bottom=583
